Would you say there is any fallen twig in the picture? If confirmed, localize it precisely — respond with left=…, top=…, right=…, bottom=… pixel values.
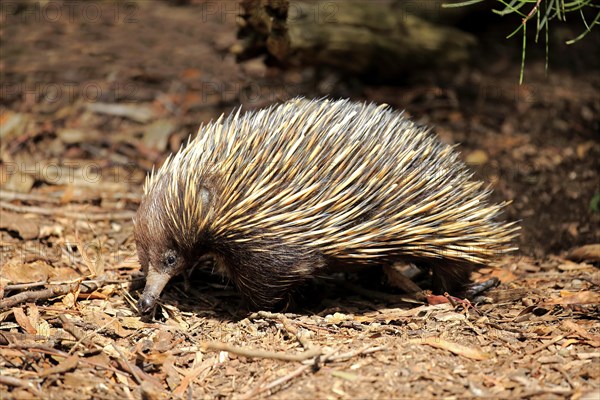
left=0, top=191, right=61, bottom=203
left=527, top=335, right=566, bottom=355
left=201, top=341, right=321, bottom=362
left=0, top=331, right=51, bottom=346
left=0, top=281, right=99, bottom=311
left=58, top=314, right=104, bottom=355
left=321, top=345, right=387, bottom=363
left=239, top=363, right=311, bottom=400
left=3, top=278, right=134, bottom=295
left=3, top=281, right=51, bottom=291
left=407, top=337, right=490, bottom=360
left=0, top=375, right=43, bottom=397
left=240, top=346, right=350, bottom=398
left=59, top=314, right=87, bottom=342
left=39, top=355, right=79, bottom=378
left=3, top=343, right=129, bottom=377
left=249, top=311, right=313, bottom=350
left=113, top=344, right=142, bottom=385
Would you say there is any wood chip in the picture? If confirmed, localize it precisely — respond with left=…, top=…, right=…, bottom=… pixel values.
left=407, top=337, right=490, bottom=360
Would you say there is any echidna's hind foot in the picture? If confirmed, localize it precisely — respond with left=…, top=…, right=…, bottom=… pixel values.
left=463, top=277, right=500, bottom=299
left=429, top=261, right=500, bottom=300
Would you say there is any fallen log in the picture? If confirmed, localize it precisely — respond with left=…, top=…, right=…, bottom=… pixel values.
left=236, top=0, right=476, bottom=80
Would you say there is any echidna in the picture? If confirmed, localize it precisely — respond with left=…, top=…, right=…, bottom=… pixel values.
left=134, top=98, right=518, bottom=313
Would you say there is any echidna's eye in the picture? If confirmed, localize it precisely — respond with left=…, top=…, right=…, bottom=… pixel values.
left=165, top=253, right=177, bottom=267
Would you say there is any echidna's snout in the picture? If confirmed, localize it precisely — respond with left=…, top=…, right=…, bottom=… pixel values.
left=138, top=267, right=171, bottom=314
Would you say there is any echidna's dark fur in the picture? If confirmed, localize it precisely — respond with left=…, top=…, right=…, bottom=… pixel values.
left=134, top=98, right=518, bottom=312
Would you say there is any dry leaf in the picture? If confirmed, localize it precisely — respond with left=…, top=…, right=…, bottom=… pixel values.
left=62, top=292, right=77, bottom=308
left=102, top=343, right=120, bottom=359
left=465, top=149, right=489, bottom=165
left=1, top=260, right=54, bottom=284
left=36, top=319, right=51, bottom=338
left=325, top=312, right=352, bottom=324
left=426, top=294, right=450, bottom=305
left=89, top=312, right=128, bottom=338
left=0, top=111, right=30, bottom=139
left=488, top=268, right=518, bottom=283
left=562, top=320, right=600, bottom=347
left=119, top=317, right=146, bottom=330
left=143, top=119, right=177, bottom=151
left=567, top=244, right=600, bottom=262
left=408, top=337, right=490, bottom=360
left=13, top=307, right=37, bottom=334
left=1, top=171, right=35, bottom=193
left=26, top=304, right=40, bottom=327
left=76, top=235, right=104, bottom=277
left=173, top=359, right=213, bottom=397
left=87, top=102, right=155, bottom=123
left=543, top=291, right=600, bottom=306
left=0, top=212, right=39, bottom=240
left=577, top=352, right=600, bottom=360
left=331, top=370, right=360, bottom=381
left=114, top=365, right=131, bottom=386
left=434, top=312, right=467, bottom=322
left=112, top=254, right=141, bottom=270
left=153, top=330, right=174, bottom=352
left=52, top=267, right=83, bottom=282
left=558, top=260, right=594, bottom=271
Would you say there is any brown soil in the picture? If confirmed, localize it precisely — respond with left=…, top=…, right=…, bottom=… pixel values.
left=1, top=1, right=599, bottom=399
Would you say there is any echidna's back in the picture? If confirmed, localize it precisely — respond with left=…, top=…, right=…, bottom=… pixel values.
left=171, top=98, right=517, bottom=266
